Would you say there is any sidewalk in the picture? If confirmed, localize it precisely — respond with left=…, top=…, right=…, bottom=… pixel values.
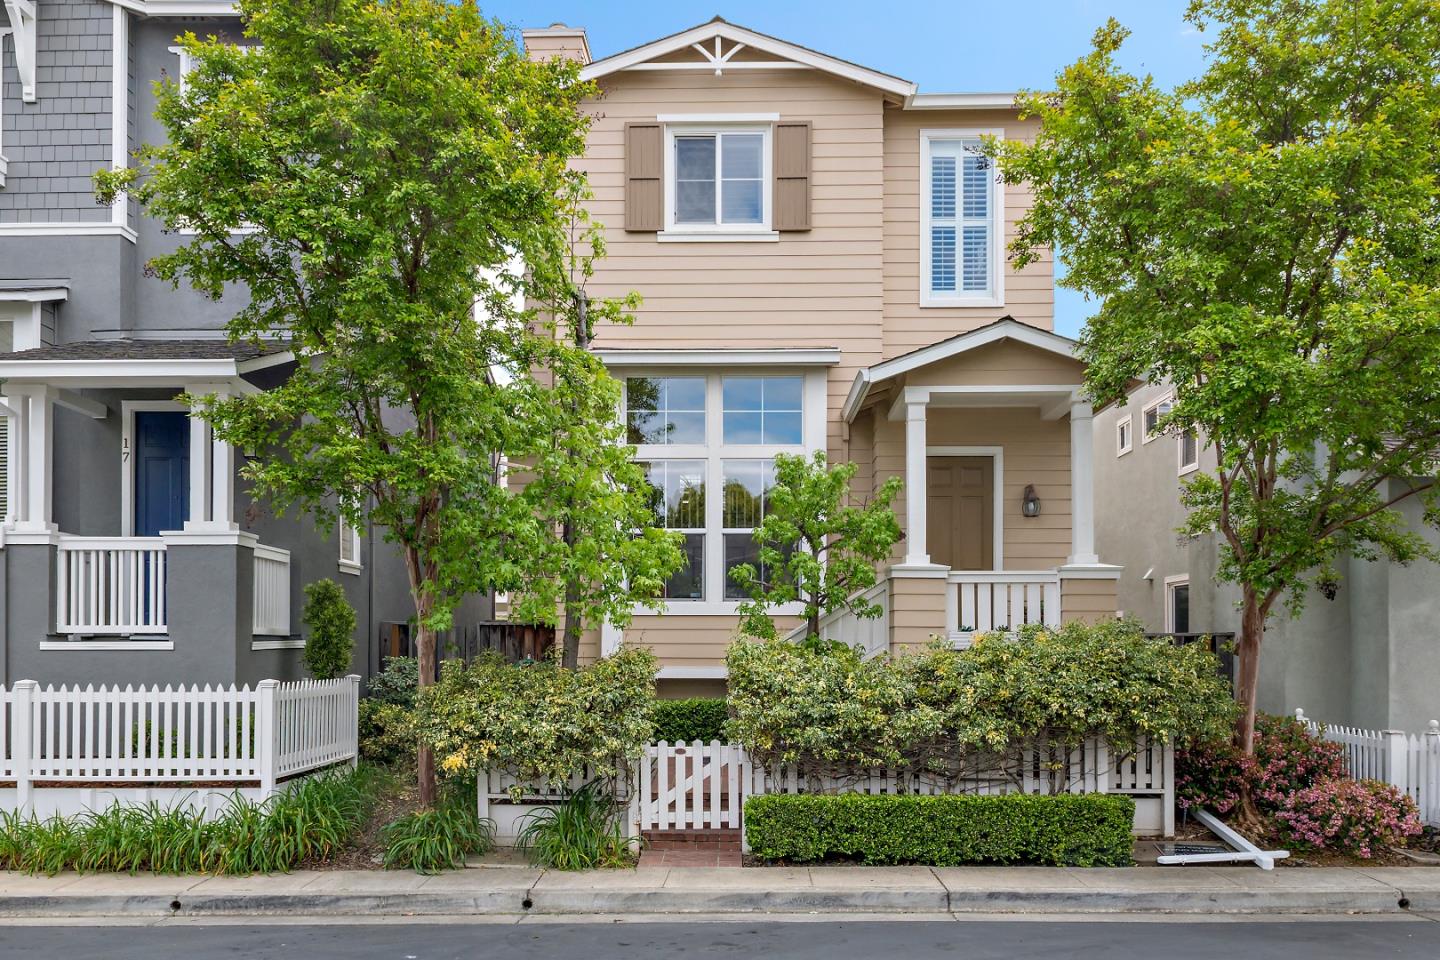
left=2, top=864, right=1438, bottom=918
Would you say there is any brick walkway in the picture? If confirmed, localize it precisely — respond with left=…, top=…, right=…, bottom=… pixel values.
left=637, top=849, right=743, bottom=868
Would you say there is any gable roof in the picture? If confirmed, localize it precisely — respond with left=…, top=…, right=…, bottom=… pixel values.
left=842, top=317, right=1082, bottom=422
left=580, top=17, right=917, bottom=99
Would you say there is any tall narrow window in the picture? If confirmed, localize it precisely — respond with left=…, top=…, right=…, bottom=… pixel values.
left=1167, top=578, right=1191, bottom=634
left=722, top=459, right=777, bottom=600
left=1116, top=416, right=1133, bottom=457
left=338, top=515, right=361, bottom=573
left=923, top=136, right=998, bottom=303
left=642, top=460, right=706, bottom=600
left=1179, top=429, right=1199, bottom=474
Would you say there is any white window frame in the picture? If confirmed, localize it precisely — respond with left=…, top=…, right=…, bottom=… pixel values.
left=1116, top=415, right=1133, bottom=457
left=338, top=513, right=362, bottom=575
left=626, top=367, right=825, bottom=615
left=1141, top=393, right=1173, bottom=444
left=661, top=122, right=775, bottom=241
left=920, top=129, right=1005, bottom=308
left=1178, top=428, right=1200, bottom=476
left=1164, top=575, right=1191, bottom=633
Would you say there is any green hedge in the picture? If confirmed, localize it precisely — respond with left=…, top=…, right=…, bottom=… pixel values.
left=651, top=698, right=728, bottom=743
left=744, top=793, right=1135, bottom=867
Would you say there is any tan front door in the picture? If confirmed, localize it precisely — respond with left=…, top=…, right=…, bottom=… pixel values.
left=927, top=456, right=993, bottom=570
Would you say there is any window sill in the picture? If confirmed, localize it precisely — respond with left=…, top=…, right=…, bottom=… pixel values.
left=657, top=231, right=779, bottom=244
left=1116, top=446, right=1132, bottom=458
left=632, top=600, right=803, bottom=617
left=252, top=638, right=304, bottom=651
left=338, top=560, right=363, bottom=576
left=40, top=638, right=174, bottom=652
left=920, top=294, right=1003, bottom=308
left=1178, top=463, right=1200, bottom=477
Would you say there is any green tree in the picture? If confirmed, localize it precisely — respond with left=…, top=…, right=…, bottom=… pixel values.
left=732, top=452, right=903, bottom=643
left=95, top=0, right=676, bottom=803
left=993, top=0, right=1440, bottom=766
left=301, top=578, right=357, bottom=680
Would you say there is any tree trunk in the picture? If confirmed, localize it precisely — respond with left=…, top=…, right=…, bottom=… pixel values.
left=1232, top=586, right=1267, bottom=831
left=405, top=543, right=437, bottom=808
left=561, top=531, right=582, bottom=669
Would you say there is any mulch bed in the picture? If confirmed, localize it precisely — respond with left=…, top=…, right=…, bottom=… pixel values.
left=303, top=765, right=421, bottom=872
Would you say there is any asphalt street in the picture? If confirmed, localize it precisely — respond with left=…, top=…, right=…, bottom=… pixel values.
left=3, top=919, right=1440, bottom=960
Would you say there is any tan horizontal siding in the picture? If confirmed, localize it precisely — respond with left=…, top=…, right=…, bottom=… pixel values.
left=1060, top=577, right=1119, bottom=624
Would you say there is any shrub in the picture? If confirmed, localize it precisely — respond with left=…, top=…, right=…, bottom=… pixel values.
left=368, top=656, right=420, bottom=707
left=302, top=578, right=357, bottom=680
left=1177, top=713, right=1348, bottom=814
left=651, top=698, right=728, bottom=743
left=359, top=699, right=417, bottom=767
left=1273, top=778, right=1423, bottom=857
left=516, top=779, right=635, bottom=870
left=416, top=647, right=657, bottom=788
left=744, top=793, right=1135, bottom=867
left=726, top=619, right=1235, bottom=778
left=382, top=790, right=493, bottom=874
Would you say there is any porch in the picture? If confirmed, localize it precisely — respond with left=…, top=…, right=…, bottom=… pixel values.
left=833, top=319, right=1122, bottom=653
left=0, top=341, right=299, bottom=675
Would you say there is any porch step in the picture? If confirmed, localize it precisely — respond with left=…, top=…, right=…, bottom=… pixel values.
left=641, top=828, right=742, bottom=852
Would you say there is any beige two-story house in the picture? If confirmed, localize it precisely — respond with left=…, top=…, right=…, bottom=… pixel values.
left=526, top=18, right=1121, bottom=693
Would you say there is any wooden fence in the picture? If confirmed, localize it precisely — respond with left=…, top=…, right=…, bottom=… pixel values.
left=1297, top=708, right=1440, bottom=827
left=0, top=677, right=360, bottom=815
left=382, top=620, right=556, bottom=679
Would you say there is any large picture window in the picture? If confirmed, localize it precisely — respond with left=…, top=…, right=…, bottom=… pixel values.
left=921, top=132, right=1002, bottom=306
left=626, top=371, right=813, bottom=609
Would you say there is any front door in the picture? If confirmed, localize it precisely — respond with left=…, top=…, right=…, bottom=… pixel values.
left=927, top=456, right=993, bottom=570
left=134, top=411, right=189, bottom=537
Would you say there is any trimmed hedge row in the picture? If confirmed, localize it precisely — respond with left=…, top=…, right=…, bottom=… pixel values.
left=744, top=793, right=1135, bottom=867
left=651, top=698, right=728, bottom=744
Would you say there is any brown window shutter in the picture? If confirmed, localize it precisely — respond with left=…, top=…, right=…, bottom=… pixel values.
left=773, top=120, right=812, bottom=231
left=624, top=122, right=663, bottom=232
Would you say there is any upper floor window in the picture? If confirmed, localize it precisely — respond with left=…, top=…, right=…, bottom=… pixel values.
left=664, top=125, right=772, bottom=235
left=1178, top=429, right=1200, bottom=475
left=1142, top=394, right=1173, bottom=441
left=338, top=514, right=362, bottom=574
left=922, top=132, right=1002, bottom=306
left=1116, top=416, right=1133, bottom=457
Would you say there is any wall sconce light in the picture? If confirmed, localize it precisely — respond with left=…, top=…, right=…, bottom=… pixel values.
left=1021, top=484, right=1042, bottom=518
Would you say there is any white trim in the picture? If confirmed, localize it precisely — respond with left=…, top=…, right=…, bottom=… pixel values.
left=120, top=399, right=187, bottom=537
left=0, top=353, right=292, bottom=385
left=39, top=639, right=175, bottom=651
left=905, top=92, right=1018, bottom=110
left=1178, top=429, right=1200, bottom=476
left=338, top=514, right=362, bottom=575
left=161, top=529, right=257, bottom=547
left=3, top=0, right=36, bottom=102
left=1164, top=575, right=1190, bottom=633
left=0, top=287, right=68, bottom=303
left=656, top=231, right=779, bottom=243
left=110, top=6, right=129, bottom=231
left=657, top=112, right=780, bottom=123
left=842, top=319, right=1080, bottom=422
left=662, top=122, right=773, bottom=237
left=596, top=347, right=840, bottom=368
left=1116, top=415, right=1133, bottom=457
left=0, top=223, right=138, bottom=242
left=1141, top=392, right=1173, bottom=443
left=580, top=20, right=915, bottom=99
left=1056, top=563, right=1123, bottom=580
left=919, top=129, right=1005, bottom=308
left=102, top=0, right=238, bottom=14
left=251, top=638, right=305, bottom=651
left=926, top=445, right=1004, bottom=570
left=656, top=665, right=727, bottom=680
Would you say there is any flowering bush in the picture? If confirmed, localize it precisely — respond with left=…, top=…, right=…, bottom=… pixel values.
left=1273, top=778, right=1422, bottom=857
left=414, top=647, right=657, bottom=788
left=1176, top=713, right=1347, bottom=813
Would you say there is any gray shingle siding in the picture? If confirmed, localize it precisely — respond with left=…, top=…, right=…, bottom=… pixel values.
left=0, top=0, right=113, bottom=223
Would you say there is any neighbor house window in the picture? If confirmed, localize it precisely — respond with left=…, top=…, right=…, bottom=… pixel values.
left=1179, top=429, right=1200, bottom=474
left=666, top=126, right=771, bottom=233
left=1116, top=416, right=1133, bottom=457
left=922, top=133, right=1001, bottom=305
left=1142, top=394, right=1173, bottom=442
left=338, top=515, right=361, bottom=574
left=1166, top=577, right=1191, bottom=633
left=628, top=372, right=811, bottom=606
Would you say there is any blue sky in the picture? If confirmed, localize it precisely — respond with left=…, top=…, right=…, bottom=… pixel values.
left=478, top=1, right=1211, bottom=338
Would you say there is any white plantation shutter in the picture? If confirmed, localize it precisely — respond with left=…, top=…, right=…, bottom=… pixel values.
left=0, top=416, right=7, bottom=519
left=926, top=138, right=995, bottom=298
left=339, top=516, right=358, bottom=565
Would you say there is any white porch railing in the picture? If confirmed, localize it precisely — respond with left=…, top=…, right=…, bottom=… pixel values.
left=55, top=537, right=167, bottom=636
left=252, top=543, right=292, bottom=636
left=1297, top=708, right=1440, bottom=827
left=949, top=570, right=1060, bottom=639
left=0, top=677, right=359, bottom=811
left=782, top=580, right=890, bottom=657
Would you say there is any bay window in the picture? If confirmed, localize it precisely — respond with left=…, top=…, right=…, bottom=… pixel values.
left=628, top=371, right=816, bottom=609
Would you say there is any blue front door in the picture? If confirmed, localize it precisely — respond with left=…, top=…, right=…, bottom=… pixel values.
left=134, top=411, right=190, bottom=537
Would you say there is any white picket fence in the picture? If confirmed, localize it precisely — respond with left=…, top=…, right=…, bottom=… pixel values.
left=0, top=677, right=360, bottom=817
left=1297, top=708, right=1440, bottom=827
left=484, top=735, right=1176, bottom=844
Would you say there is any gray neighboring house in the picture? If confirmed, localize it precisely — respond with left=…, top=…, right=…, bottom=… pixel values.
left=0, top=0, right=484, bottom=687
left=1094, top=380, right=1440, bottom=732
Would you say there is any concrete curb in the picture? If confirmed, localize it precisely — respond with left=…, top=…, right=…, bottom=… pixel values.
left=0, top=883, right=1429, bottom=918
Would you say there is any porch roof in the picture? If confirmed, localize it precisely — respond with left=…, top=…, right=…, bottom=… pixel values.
left=0, top=338, right=293, bottom=386
left=841, top=317, right=1082, bottom=423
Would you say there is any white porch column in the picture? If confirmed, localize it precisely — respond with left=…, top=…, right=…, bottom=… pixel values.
left=6, top=385, right=55, bottom=533
left=184, top=382, right=240, bottom=533
left=209, top=385, right=237, bottom=530
left=1068, top=399, right=1099, bottom=565
left=185, top=400, right=213, bottom=530
left=903, top=399, right=929, bottom=566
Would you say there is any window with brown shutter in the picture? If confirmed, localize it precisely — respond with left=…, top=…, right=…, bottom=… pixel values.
left=624, top=122, right=664, bottom=232
left=772, top=120, right=812, bottom=231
